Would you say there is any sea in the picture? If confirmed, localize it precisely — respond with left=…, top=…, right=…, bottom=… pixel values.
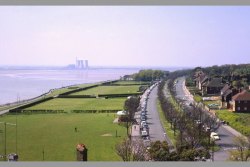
left=0, top=68, right=140, bottom=105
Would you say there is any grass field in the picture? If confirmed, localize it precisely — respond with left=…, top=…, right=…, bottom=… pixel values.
left=113, top=81, right=150, bottom=85
left=24, top=98, right=126, bottom=112
left=0, top=113, right=126, bottom=161
left=216, top=109, right=250, bottom=136
left=46, top=83, right=96, bottom=97
left=70, top=85, right=141, bottom=96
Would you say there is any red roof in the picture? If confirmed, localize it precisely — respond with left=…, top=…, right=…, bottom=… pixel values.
left=232, top=90, right=250, bottom=101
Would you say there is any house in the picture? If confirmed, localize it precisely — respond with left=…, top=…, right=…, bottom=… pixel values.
left=230, top=90, right=250, bottom=112
left=194, top=71, right=208, bottom=90
left=202, top=77, right=224, bottom=96
left=221, top=84, right=240, bottom=109
left=117, top=110, right=128, bottom=122
left=120, top=75, right=133, bottom=81
left=221, top=84, right=233, bottom=108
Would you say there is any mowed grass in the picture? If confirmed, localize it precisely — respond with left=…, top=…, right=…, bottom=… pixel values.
left=25, top=98, right=126, bottom=111
left=46, top=83, right=96, bottom=98
left=0, top=113, right=126, bottom=161
left=157, top=100, right=178, bottom=146
left=216, top=109, right=250, bottom=136
left=70, top=85, right=141, bottom=96
left=113, top=81, right=150, bottom=85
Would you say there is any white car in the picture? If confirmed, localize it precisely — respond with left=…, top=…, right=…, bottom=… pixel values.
left=210, top=132, right=220, bottom=141
left=141, top=130, right=148, bottom=137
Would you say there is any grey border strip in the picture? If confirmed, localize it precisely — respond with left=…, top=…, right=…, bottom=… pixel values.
left=0, top=0, right=250, bottom=5
left=1, top=1, right=250, bottom=167
left=1, top=162, right=250, bottom=167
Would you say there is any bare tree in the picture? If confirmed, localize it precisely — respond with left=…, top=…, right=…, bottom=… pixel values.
left=131, top=138, right=147, bottom=161
left=115, top=138, right=132, bottom=161
left=229, top=135, right=250, bottom=161
left=116, top=137, right=148, bottom=161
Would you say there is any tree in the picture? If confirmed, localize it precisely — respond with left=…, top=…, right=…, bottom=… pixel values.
left=115, top=138, right=132, bottom=161
left=131, top=138, right=147, bottom=161
left=147, top=141, right=172, bottom=161
left=124, top=96, right=140, bottom=136
left=116, top=137, right=147, bottom=161
left=124, top=96, right=140, bottom=121
left=229, top=135, right=250, bottom=161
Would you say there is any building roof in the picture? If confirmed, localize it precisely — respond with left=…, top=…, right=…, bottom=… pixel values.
left=204, top=78, right=223, bottom=87
left=194, top=71, right=204, bottom=78
left=200, top=75, right=209, bottom=84
left=223, top=89, right=232, bottom=97
left=221, top=84, right=230, bottom=94
left=232, top=90, right=250, bottom=101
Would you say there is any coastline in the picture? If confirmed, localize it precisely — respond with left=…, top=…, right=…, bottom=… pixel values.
left=0, top=68, right=141, bottom=106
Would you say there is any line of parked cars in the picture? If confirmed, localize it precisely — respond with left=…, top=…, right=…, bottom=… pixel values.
left=139, top=82, right=158, bottom=141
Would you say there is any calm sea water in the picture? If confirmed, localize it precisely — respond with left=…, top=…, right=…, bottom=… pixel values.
left=0, top=69, right=139, bottom=105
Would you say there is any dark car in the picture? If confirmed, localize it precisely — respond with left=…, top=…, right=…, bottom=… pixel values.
left=141, top=115, right=146, bottom=121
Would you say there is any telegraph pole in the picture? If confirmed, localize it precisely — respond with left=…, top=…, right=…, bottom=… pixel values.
left=4, top=122, right=6, bottom=161
left=0, top=122, right=17, bottom=161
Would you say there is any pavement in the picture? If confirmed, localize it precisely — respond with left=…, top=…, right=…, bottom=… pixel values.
left=0, top=109, right=10, bottom=115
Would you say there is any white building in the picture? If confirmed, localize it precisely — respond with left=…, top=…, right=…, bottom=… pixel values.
left=75, top=58, right=89, bottom=69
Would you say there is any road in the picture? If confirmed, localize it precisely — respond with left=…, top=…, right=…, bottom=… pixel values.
left=174, top=77, right=239, bottom=161
left=132, top=84, right=173, bottom=149
left=146, top=85, right=171, bottom=144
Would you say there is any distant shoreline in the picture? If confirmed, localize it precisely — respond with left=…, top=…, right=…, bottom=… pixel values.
left=0, top=66, right=191, bottom=71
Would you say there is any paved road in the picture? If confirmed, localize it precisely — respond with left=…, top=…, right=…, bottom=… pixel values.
left=146, top=85, right=168, bottom=142
left=175, top=77, right=240, bottom=161
left=132, top=84, right=173, bottom=149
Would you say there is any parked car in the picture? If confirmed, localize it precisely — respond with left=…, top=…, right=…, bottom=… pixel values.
left=143, top=124, right=149, bottom=130
left=141, top=115, right=146, bottom=121
left=141, top=130, right=148, bottom=137
left=141, top=121, right=147, bottom=127
left=210, top=132, right=220, bottom=141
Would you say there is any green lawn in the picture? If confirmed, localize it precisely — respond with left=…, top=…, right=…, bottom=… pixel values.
left=113, top=81, right=150, bottom=85
left=24, top=98, right=126, bottom=112
left=70, top=85, right=141, bottom=96
left=194, top=95, right=202, bottom=103
left=0, top=83, right=97, bottom=112
left=216, top=109, right=250, bottom=136
left=46, top=83, right=96, bottom=97
left=0, top=113, right=126, bottom=161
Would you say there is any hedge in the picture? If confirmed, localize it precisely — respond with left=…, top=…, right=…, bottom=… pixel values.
left=9, top=97, right=54, bottom=113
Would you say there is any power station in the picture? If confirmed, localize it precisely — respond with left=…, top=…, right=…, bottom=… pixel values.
left=75, top=58, right=88, bottom=69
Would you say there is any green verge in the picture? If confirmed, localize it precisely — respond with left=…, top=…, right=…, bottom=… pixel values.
left=0, top=113, right=126, bottom=161
left=216, top=109, right=250, bottom=136
left=193, top=95, right=202, bottom=103
left=156, top=99, right=178, bottom=146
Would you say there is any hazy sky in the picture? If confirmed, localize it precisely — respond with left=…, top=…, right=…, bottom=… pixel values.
left=0, top=6, right=250, bottom=67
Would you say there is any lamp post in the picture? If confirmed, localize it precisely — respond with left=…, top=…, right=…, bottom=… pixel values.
left=0, top=122, right=17, bottom=161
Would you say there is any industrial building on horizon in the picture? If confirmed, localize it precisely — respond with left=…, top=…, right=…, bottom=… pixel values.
left=75, top=58, right=88, bottom=69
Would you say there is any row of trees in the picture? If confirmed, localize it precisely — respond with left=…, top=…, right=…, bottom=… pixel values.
left=192, top=64, right=250, bottom=87
left=157, top=78, right=221, bottom=160
left=132, top=69, right=169, bottom=81
left=116, top=138, right=210, bottom=161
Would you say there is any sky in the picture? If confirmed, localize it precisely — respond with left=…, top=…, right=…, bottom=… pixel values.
left=0, top=6, right=250, bottom=68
